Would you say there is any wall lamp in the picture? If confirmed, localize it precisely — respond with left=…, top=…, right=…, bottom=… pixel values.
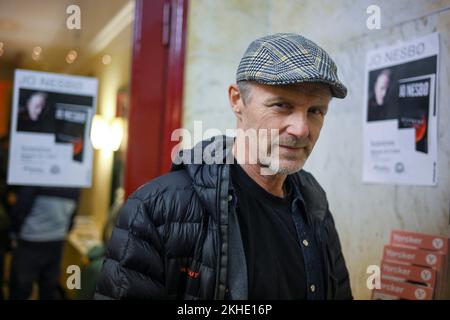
left=90, top=115, right=124, bottom=151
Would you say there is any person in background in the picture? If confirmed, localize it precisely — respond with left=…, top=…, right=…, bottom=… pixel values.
left=0, top=201, right=8, bottom=301
left=0, top=135, right=10, bottom=300
left=8, top=186, right=80, bottom=300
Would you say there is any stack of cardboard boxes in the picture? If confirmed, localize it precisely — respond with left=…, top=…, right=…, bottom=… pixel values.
left=372, top=230, right=450, bottom=300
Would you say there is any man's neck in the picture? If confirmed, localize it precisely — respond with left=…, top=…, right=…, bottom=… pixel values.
left=232, top=141, right=287, bottom=198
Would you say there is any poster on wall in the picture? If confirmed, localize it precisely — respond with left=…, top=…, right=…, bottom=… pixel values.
left=363, top=33, right=439, bottom=186
left=7, top=69, right=98, bottom=187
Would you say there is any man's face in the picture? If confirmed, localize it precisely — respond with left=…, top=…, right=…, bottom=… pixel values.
left=27, top=93, right=47, bottom=121
left=374, top=73, right=390, bottom=106
left=233, top=82, right=331, bottom=174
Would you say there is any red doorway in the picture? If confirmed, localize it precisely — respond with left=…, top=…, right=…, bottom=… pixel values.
left=125, top=0, right=188, bottom=198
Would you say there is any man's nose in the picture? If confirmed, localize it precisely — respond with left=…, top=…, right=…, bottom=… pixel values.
left=285, top=112, right=309, bottom=138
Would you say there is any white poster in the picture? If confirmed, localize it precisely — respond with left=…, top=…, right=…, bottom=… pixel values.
left=7, top=69, right=98, bottom=187
left=363, top=33, right=439, bottom=186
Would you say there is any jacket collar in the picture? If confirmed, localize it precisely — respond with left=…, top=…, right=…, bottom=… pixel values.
left=171, top=136, right=233, bottom=223
left=171, top=135, right=328, bottom=222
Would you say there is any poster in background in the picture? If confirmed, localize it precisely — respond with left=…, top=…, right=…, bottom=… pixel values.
left=363, top=33, right=439, bottom=186
left=8, top=69, right=97, bottom=187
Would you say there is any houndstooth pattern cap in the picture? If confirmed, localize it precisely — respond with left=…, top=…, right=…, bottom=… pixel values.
left=236, top=33, right=347, bottom=98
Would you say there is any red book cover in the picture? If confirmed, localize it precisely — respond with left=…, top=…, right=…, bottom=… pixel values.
left=375, top=278, right=433, bottom=300
left=383, top=245, right=444, bottom=270
left=391, top=230, right=449, bottom=252
left=381, top=260, right=436, bottom=287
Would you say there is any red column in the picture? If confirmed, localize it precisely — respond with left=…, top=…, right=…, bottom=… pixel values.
left=125, top=0, right=188, bottom=198
left=161, top=0, right=188, bottom=173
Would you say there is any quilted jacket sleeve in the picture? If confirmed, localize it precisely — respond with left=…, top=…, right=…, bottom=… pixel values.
left=95, top=189, right=167, bottom=300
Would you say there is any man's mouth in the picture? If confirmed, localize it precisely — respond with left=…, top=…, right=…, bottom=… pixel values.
left=279, top=145, right=305, bottom=150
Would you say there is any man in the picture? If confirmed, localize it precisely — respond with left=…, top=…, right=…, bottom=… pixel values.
left=0, top=135, right=10, bottom=300
left=8, top=186, right=80, bottom=300
left=17, top=91, right=53, bottom=133
left=96, top=33, right=352, bottom=300
left=367, top=69, right=393, bottom=121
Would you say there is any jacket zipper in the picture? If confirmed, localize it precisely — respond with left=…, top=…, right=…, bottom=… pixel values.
left=214, top=164, right=228, bottom=299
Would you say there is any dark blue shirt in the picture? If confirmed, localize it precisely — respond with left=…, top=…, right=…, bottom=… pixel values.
left=288, top=175, right=325, bottom=300
left=231, top=164, right=324, bottom=300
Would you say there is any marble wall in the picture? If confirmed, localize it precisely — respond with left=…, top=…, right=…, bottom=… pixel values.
left=183, top=0, right=450, bottom=299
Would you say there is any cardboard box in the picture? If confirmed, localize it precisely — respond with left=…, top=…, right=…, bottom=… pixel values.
left=371, top=290, right=399, bottom=300
left=375, top=278, right=433, bottom=300
left=373, top=230, right=450, bottom=300
left=381, top=260, right=436, bottom=287
left=389, top=230, right=450, bottom=299
left=391, top=230, right=449, bottom=252
left=383, top=245, right=445, bottom=270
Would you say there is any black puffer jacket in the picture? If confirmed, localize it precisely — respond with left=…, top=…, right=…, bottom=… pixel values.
left=95, top=136, right=352, bottom=300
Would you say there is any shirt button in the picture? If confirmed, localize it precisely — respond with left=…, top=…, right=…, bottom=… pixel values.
left=302, top=239, right=309, bottom=247
left=227, top=194, right=233, bottom=202
left=310, top=284, right=316, bottom=293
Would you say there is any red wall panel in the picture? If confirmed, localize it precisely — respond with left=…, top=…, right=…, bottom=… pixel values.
left=125, top=0, right=187, bottom=197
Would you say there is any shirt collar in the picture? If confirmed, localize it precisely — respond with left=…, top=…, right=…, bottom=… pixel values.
left=287, top=174, right=312, bottom=226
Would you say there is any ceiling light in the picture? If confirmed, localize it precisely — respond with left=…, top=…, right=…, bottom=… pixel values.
left=66, top=50, right=78, bottom=64
left=32, top=46, right=42, bottom=55
left=102, top=54, right=112, bottom=65
left=31, top=46, right=42, bottom=61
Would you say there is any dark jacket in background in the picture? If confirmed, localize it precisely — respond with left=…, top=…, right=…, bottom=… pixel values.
left=95, top=136, right=352, bottom=300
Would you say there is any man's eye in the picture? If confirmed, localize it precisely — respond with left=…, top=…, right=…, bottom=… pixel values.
left=309, top=108, right=324, bottom=116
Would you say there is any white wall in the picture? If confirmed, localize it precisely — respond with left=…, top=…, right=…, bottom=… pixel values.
left=183, top=0, right=450, bottom=299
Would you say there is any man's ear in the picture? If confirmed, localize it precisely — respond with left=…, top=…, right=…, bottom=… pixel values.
left=228, top=84, right=244, bottom=122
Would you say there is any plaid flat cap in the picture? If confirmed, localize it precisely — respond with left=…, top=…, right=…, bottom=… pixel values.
left=236, top=33, right=347, bottom=98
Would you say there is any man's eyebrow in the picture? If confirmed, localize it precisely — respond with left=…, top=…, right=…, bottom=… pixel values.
left=263, top=96, right=293, bottom=104
left=264, top=96, right=330, bottom=108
